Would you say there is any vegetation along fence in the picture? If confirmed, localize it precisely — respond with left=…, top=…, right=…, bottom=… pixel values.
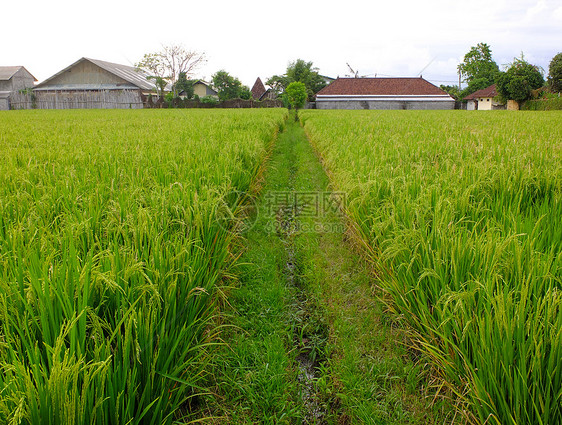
left=522, top=97, right=562, bottom=110
left=142, top=96, right=283, bottom=109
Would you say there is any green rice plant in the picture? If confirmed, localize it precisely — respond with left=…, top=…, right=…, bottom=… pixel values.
left=0, top=109, right=286, bottom=424
left=301, top=110, right=562, bottom=425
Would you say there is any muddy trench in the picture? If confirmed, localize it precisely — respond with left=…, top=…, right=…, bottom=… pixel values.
left=275, top=164, right=331, bottom=424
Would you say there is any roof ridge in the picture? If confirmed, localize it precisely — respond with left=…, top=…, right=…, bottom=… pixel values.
left=35, top=57, right=157, bottom=91
left=0, top=66, right=37, bottom=82
left=316, top=77, right=450, bottom=97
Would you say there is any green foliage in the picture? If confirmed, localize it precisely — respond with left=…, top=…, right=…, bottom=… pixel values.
left=146, top=75, right=169, bottom=98
left=458, top=43, right=499, bottom=85
left=548, top=52, right=562, bottom=93
left=302, top=109, right=562, bottom=425
left=439, top=84, right=461, bottom=100
left=0, top=109, right=287, bottom=425
left=496, top=55, right=545, bottom=103
left=212, top=70, right=250, bottom=101
left=174, top=72, right=194, bottom=99
left=265, top=74, right=290, bottom=94
left=200, top=95, right=218, bottom=105
left=266, top=59, right=327, bottom=100
left=285, top=82, right=307, bottom=111
left=239, top=86, right=251, bottom=100
left=521, top=96, right=562, bottom=110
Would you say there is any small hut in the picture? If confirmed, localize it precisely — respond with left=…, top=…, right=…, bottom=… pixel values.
left=0, top=66, right=36, bottom=110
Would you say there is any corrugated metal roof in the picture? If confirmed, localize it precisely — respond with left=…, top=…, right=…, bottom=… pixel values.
left=35, top=58, right=159, bottom=91
left=34, top=84, right=140, bottom=91
left=86, top=58, right=157, bottom=91
left=0, top=66, right=37, bottom=81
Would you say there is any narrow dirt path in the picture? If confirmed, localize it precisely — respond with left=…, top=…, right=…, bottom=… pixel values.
left=203, top=116, right=440, bottom=424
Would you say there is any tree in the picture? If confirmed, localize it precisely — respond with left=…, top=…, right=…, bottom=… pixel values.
left=266, top=59, right=326, bottom=100
left=136, top=44, right=206, bottom=97
left=173, top=72, right=194, bottom=99
left=265, top=75, right=290, bottom=94
left=548, top=52, right=562, bottom=93
left=458, top=43, right=500, bottom=98
left=285, top=81, right=307, bottom=118
left=211, top=70, right=251, bottom=100
left=496, top=55, right=545, bottom=105
left=439, top=84, right=461, bottom=100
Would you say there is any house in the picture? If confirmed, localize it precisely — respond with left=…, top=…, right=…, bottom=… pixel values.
left=31, top=57, right=159, bottom=109
left=250, top=77, right=276, bottom=101
left=315, top=77, right=455, bottom=110
left=193, top=80, right=218, bottom=98
left=0, top=66, right=37, bottom=110
left=319, top=75, right=335, bottom=85
left=464, top=84, right=504, bottom=110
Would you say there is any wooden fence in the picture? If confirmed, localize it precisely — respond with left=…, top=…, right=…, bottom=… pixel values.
left=9, top=90, right=144, bottom=110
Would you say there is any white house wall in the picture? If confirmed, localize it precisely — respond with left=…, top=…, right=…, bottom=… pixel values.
left=316, top=98, right=455, bottom=110
left=477, top=97, right=493, bottom=110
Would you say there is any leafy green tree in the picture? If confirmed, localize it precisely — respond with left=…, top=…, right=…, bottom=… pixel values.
left=458, top=43, right=500, bottom=98
left=548, top=52, right=562, bottom=93
left=285, top=82, right=307, bottom=118
left=147, top=76, right=169, bottom=99
left=212, top=70, right=251, bottom=100
left=173, top=72, right=194, bottom=99
left=496, top=55, right=545, bottom=105
left=439, top=84, right=461, bottom=100
left=266, top=59, right=326, bottom=100
left=265, top=75, right=291, bottom=94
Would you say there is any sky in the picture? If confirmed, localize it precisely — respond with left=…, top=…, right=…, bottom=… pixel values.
left=2, top=0, right=561, bottom=89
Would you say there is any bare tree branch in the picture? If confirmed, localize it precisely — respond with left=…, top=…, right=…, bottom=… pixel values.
left=136, top=44, right=207, bottom=97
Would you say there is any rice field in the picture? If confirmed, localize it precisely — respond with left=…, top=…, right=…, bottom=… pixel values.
left=301, top=110, right=562, bottom=425
left=0, top=109, right=286, bottom=425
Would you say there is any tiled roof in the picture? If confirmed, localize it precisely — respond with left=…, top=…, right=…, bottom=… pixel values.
left=316, top=77, right=448, bottom=96
left=251, top=77, right=266, bottom=100
left=464, top=84, right=497, bottom=100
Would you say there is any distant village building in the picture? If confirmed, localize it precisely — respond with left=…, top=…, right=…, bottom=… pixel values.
left=251, top=77, right=266, bottom=99
left=27, top=58, right=159, bottom=109
left=178, top=81, right=218, bottom=99
left=315, top=77, right=455, bottom=110
left=0, top=66, right=36, bottom=110
left=250, top=77, right=276, bottom=101
left=464, top=84, right=504, bottom=110
left=193, top=81, right=218, bottom=98
left=319, top=75, right=335, bottom=85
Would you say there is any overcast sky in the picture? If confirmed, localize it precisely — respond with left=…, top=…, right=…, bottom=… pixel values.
left=2, top=0, right=561, bottom=88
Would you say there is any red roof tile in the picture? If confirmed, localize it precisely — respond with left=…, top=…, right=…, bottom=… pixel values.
left=316, top=77, right=448, bottom=96
left=463, top=84, right=498, bottom=100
